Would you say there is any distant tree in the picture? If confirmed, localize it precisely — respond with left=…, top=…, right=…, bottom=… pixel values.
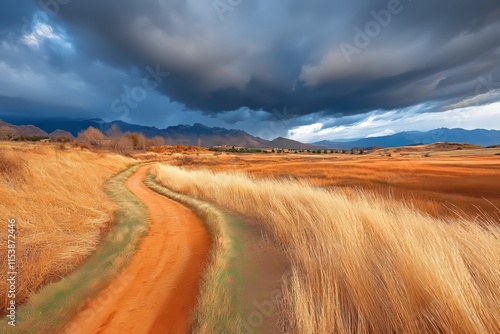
left=77, top=127, right=105, bottom=147
left=106, top=124, right=123, bottom=150
left=126, top=132, right=148, bottom=150
left=0, top=126, right=17, bottom=141
left=115, top=136, right=134, bottom=153
left=107, top=124, right=122, bottom=139
left=323, top=149, right=328, bottom=154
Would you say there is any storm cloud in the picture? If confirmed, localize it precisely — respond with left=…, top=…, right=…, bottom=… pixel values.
left=0, top=0, right=499, bottom=138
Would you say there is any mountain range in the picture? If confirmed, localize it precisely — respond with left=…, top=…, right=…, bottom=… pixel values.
left=0, top=118, right=318, bottom=149
left=313, top=128, right=500, bottom=149
left=1, top=118, right=499, bottom=149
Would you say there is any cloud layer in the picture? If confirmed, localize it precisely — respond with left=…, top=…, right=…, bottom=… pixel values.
left=0, top=0, right=499, bottom=139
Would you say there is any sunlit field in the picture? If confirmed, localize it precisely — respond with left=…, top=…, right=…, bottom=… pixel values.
left=154, top=163, right=500, bottom=333
left=0, top=143, right=133, bottom=312
left=152, top=149, right=500, bottom=220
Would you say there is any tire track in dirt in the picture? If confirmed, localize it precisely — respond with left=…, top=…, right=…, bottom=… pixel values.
left=63, top=165, right=211, bottom=334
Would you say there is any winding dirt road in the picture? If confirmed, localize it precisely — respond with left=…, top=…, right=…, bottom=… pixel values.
left=63, top=165, right=211, bottom=334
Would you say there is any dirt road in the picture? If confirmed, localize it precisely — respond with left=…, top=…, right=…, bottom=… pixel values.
left=63, top=165, right=211, bottom=334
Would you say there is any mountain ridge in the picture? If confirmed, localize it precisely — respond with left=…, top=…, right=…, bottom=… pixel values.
left=313, top=128, right=500, bottom=149
left=2, top=118, right=499, bottom=149
left=0, top=118, right=317, bottom=149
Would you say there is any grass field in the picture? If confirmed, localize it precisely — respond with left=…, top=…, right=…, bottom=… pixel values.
left=0, top=143, right=134, bottom=313
left=154, top=163, right=500, bottom=333
left=158, top=150, right=500, bottom=220
left=1, top=142, right=499, bottom=333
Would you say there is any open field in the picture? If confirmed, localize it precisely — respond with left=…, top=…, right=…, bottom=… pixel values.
left=1, top=143, right=499, bottom=333
left=154, top=148, right=500, bottom=220
left=154, top=163, right=500, bottom=333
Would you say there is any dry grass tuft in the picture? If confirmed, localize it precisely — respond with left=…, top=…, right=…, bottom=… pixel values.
left=0, top=150, right=28, bottom=185
left=0, top=143, right=134, bottom=312
left=155, top=164, right=500, bottom=334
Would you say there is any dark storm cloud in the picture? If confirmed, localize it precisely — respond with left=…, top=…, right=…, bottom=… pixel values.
left=40, top=0, right=499, bottom=118
left=1, top=0, right=500, bottom=129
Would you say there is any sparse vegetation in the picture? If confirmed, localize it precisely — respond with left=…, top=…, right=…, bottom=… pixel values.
left=154, top=164, right=500, bottom=334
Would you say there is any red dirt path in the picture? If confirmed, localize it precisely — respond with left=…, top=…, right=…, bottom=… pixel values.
left=63, top=165, right=211, bottom=334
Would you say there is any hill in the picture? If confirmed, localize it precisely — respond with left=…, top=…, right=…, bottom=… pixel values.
left=269, top=137, right=319, bottom=150
left=0, top=120, right=48, bottom=137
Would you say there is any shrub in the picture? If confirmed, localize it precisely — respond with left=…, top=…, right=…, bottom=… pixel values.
left=77, top=127, right=105, bottom=147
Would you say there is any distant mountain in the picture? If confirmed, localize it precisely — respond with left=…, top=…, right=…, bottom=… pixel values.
left=1, top=118, right=316, bottom=148
left=313, top=128, right=500, bottom=149
left=6, top=117, right=495, bottom=150
left=0, top=120, right=48, bottom=137
left=269, top=137, right=318, bottom=150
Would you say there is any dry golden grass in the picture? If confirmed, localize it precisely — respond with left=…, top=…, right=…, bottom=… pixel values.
left=155, top=164, right=500, bottom=334
left=0, top=143, right=134, bottom=312
left=160, top=153, right=500, bottom=220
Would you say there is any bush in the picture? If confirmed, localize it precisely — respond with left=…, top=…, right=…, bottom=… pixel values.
left=77, top=127, right=105, bottom=147
left=14, top=136, right=49, bottom=142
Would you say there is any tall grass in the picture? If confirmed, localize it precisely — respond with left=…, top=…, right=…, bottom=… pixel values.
left=155, top=164, right=500, bottom=334
left=0, top=143, right=134, bottom=312
left=0, top=163, right=149, bottom=333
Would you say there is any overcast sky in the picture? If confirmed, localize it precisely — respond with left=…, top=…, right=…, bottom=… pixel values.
left=0, top=0, right=499, bottom=142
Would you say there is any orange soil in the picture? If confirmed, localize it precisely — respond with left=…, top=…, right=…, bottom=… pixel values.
left=63, top=165, right=211, bottom=334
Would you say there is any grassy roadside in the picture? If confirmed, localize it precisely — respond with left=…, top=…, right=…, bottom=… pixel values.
left=1, top=165, right=148, bottom=333
left=145, top=168, right=248, bottom=334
